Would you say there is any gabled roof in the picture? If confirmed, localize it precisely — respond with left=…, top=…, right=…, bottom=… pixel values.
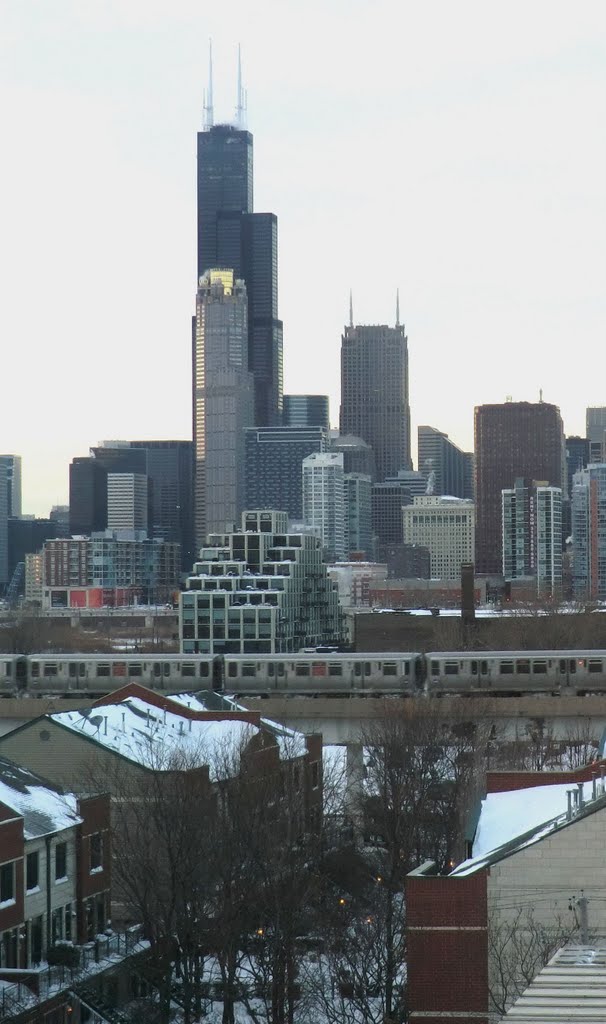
left=0, top=755, right=80, bottom=839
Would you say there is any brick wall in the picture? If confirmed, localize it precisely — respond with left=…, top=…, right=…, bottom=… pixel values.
left=406, top=866, right=488, bottom=1021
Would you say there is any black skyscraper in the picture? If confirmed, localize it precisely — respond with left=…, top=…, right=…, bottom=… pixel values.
left=196, top=100, right=283, bottom=425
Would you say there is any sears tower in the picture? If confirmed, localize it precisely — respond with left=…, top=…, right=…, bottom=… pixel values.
left=196, top=50, right=283, bottom=426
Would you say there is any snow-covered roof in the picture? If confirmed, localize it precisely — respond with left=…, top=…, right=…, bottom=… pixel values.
left=0, top=756, right=80, bottom=839
left=451, top=780, right=599, bottom=877
left=52, top=694, right=308, bottom=775
left=52, top=698, right=256, bottom=779
left=169, top=690, right=308, bottom=759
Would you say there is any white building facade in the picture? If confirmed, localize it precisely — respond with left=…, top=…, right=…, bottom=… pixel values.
left=302, top=452, right=346, bottom=562
left=402, top=496, right=474, bottom=581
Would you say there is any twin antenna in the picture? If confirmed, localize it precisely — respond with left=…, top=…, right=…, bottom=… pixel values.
left=348, top=288, right=402, bottom=328
left=203, top=41, right=248, bottom=129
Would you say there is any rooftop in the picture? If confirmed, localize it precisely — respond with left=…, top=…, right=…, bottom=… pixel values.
left=501, top=943, right=606, bottom=1022
left=0, top=755, right=80, bottom=839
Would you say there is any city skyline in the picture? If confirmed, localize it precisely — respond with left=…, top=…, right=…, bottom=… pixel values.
left=1, top=1, right=604, bottom=515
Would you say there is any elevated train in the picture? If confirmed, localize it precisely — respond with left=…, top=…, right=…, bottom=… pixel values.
left=1, top=650, right=606, bottom=698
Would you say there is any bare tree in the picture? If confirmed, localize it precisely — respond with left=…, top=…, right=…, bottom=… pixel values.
left=488, top=906, right=577, bottom=1017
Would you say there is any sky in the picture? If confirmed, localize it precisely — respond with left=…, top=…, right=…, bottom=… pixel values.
left=0, top=0, right=604, bottom=516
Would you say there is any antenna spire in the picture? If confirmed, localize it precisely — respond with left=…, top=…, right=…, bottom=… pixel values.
left=349, top=289, right=354, bottom=328
left=203, top=39, right=214, bottom=129
left=396, top=288, right=400, bottom=327
left=236, top=44, right=247, bottom=127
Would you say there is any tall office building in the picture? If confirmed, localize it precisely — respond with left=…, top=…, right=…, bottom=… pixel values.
left=245, top=426, right=327, bottom=520
left=586, top=408, right=606, bottom=463
left=340, top=319, right=411, bottom=481
left=107, top=474, right=148, bottom=532
left=330, top=435, right=376, bottom=480
left=193, top=269, right=254, bottom=547
left=474, top=401, right=564, bottom=574
left=283, top=395, right=330, bottom=431
left=572, top=464, right=606, bottom=601
left=0, top=455, right=22, bottom=518
left=501, top=479, right=563, bottom=595
left=371, top=470, right=427, bottom=546
left=344, top=473, right=372, bottom=557
left=302, top=452, right=346, bottom=561
left=0, top=466, right=7, bottom=586
left=130, top=441, right=195, bottom=568
left=196, top=95, right=283, bottom=426
left=417, top=426, right=474, bottom=499
left=69, top=457, right=108, bottom=536
left=402, top=496, right=475, bottom=581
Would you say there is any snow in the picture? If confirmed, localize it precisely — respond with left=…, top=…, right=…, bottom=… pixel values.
left=0, top=757, right=81, bottom=839
left=168, top=691, right=308, bottom=759
left=451, top=779, right=599, bottom=876
left=53, top=698, right=256, bottom=779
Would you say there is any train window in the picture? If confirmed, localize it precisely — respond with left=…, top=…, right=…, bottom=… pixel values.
left=267, top=663, right=275, bottom=676
left=227, top=663, right=238, bottom=678
left=31, top=663, right=39, bottom=678
left=79, top=663, right=85, bottom=677
left=354, top=663, right=362, bottom=676
left=430, top=661, right=439, bottom=676
left=559, top=659, right=567, bottom=673
left=277, top=663, right=285, bottom=676
left=153, top=663, right=161, bottom=676
left=295, top=665, right=311, bottom=677
left=181, top=664, right=196, bottom=677
left=532, top=661, right=547, bottom=674
left=403, top=662, right=410, bottom=676
left=569, top=660, right=576, bottom=674
left=499, top=662, right=514, bottom=674
left=199, top=663, right=210, bottom=677
left=481, top=661, right=488, bottom=675
left=383, top=663, right=397, bottom=676
left=43, top=664, right=58, bottom=677
left=589, top=660, right=603, bottom=673
left=516, top=660, right=530, bottom=674
left=312, top=662, right=327, bottom=677
left=128, top=664, right=143, bottom=678
left=113, top=663, right=127, bottom=677
left=471, top=661, right=478, bottom=674
left=242, top=664, right=256, bottom=677
left=364, top=663, right=371, bottom=676
left=328, top=665, right=343, bottom=676
left=444, top=663, right=459, bottom=676
left=5, top=663, right=11, bottom=677
left=163, top=664, right=170, bottom=676
left=97, top=664, right=111, bottom=678
left=68, top=664, right=77, bottom=678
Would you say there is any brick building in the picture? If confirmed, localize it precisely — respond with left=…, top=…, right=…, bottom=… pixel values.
left=0, top=756, right=110, bottom=970
left=406, top=762, right=606, bottom=1022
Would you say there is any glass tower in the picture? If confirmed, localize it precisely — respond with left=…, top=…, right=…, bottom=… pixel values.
left=196, top=124, right=282, bottom=425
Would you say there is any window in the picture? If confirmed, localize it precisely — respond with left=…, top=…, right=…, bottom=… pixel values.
left=0, top=862, right=15, bottom=904
left=444, top=663, right=459, bottom=676
left=499, top=661, right=514, bottom=675
left=90, top=833, right=103, bottom=872
left=589, top=660, right=603, bottom=674
left=382, top=663, right=397, bottom=676
left=55, top=843, right=67, bottom=881
left=26, top=851, right=39, bottom=891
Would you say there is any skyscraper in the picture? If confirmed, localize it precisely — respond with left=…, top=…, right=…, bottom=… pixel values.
left=196, top=69, right=283, bottom=426
left=474, top=401, right=564, bottom=574
left=417, top=426, right=474, bottom=499
left=302, top=452, right=346, bottom=561
left=501, top=478, right=563, bottom=595
left=0, top=455, right=22, bottom=518
left=586, top=408, right=606, bottom=463
left=193, top=269, right=254, bottom=547
left=245, top=425, right=327, bottom=520
left=283, top=395, right=330, bottom=431
left=572, top=463, right=606, bottom=601
left=340, top=318, right=411, bottom=481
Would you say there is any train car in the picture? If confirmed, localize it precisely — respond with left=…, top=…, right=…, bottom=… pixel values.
left=425, top=650, right=606, bottom=696
left=223, top=653, right=423, bottom=697
left=24, top=654, right=217, bottom=696
left=0, top=656, right=23, bottom=695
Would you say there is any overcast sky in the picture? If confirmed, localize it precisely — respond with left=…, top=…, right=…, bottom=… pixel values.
left=1, top=0, right=604, bottom=515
